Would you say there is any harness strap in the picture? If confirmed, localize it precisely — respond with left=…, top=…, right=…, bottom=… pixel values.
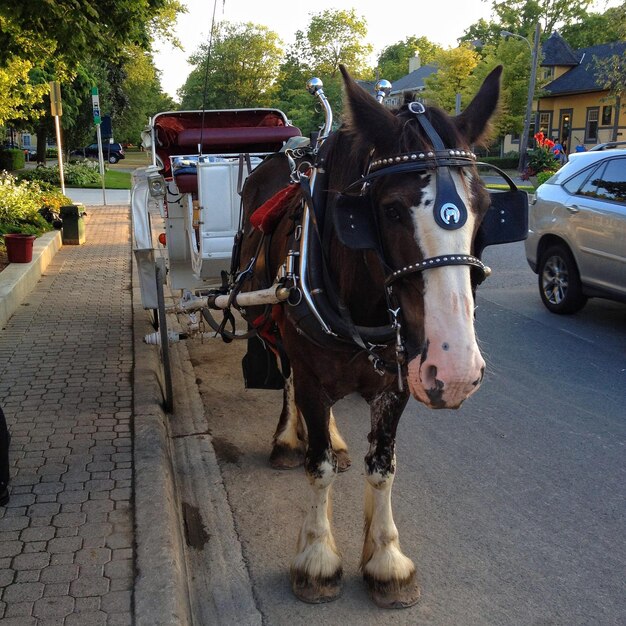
left=385, top=254, right=491, bottom=286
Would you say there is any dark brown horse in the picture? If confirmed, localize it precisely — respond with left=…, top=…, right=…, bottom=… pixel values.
left=239, top=65, right=502, bottom=608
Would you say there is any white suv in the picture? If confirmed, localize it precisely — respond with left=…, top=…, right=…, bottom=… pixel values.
left=525, top=148, right=626, bottom=313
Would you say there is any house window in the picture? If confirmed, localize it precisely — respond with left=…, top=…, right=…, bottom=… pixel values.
left=538, top=112, right=551, bottom=136
left=602, top=106, right=612, bottom=126
left=585, top=108, right=599, bottom=143
left=542, top=67, right=554, bottom=81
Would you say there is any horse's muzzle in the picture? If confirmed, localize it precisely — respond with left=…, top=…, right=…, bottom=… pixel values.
left=406, top=347, right=485, bottom=409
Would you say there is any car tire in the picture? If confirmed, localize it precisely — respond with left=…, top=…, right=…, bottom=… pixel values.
left=108, top=154, right=119, bottom=164
left=538, top=244, right=587, bottom=314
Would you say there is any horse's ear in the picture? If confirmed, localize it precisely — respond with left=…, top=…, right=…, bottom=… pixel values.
left=339, top=64, right=399, bottom=147
left=455, top=65, right=502, bottom=145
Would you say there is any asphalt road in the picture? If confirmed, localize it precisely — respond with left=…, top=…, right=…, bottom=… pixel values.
left=188, top=241, right=625, bottom=625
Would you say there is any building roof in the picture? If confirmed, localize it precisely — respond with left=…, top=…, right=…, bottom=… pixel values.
left=543, top=40, right=626, bottom=96
left=389, top=65, right=438, bottom=94
left=541, top=31, right=580, bottom=67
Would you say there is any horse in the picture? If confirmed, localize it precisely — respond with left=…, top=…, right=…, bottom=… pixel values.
left=238, top=64, right=502, bottom=608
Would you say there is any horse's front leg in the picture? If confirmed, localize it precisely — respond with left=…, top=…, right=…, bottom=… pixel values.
left=271, top=373, right=351, bottom=471
left=362, top=389, right=421, bottom=608
left=290, top=378, right=342, bottom=603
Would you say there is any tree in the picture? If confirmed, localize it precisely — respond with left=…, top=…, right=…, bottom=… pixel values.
left=422, top=46, right=481, bottom=114
left=292, top=9, right=372, bottom=78
left=114, top=47, right=176, bottom=144
left=178, top=21, right=284, bottom=110
left=490, top=0, right=593, bottom=37
left=376, top=37, right=443, bottom=82
left=560, top=4, right=625, bottom=48
left=467, top=38, right=538, bottom=140
left=594, top=45, right=626, bottom=142
left=0, top=0, right=185, bottom=67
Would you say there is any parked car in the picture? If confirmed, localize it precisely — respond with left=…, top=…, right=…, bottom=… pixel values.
left=525, top=148, right=626, bottom=313
left=71, top=142, right=125, bottom=164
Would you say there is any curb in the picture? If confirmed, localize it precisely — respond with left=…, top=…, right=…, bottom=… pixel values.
left=0, top=230, right=62, bottom=328
left=131, top=253, right=262, bottom=624
left=131, top=257, right=192, bottom=626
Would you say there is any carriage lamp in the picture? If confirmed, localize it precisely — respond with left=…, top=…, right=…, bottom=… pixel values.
left=147, top=168, right=166, bottom=199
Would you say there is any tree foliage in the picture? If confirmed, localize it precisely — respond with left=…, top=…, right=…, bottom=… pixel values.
left=561, top=2, right=626, bottom=48
left=0, top=0, right=185, bottom=67
left=178, top=21, right=284, bottom=110
left=422, top=46, right=481, bottom=113
left=376, top=37, right=443, bottom=82
left=490, top=0, right=593, bottom=38
left=292, top=9, right=372, bottom=78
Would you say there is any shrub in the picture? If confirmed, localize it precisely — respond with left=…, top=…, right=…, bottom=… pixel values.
left=0, top=148, right=25, bottom=171
left=0, top=172, right=71, bottom=236
left=536, top=171, right=555, bottom=186
left=18, top=160, right=102, bottom=187
left=479, top=155, right=519, bottom=170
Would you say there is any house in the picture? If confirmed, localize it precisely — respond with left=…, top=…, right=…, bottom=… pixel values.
left=505, top=32, right=626, bottom=154
left=382, top=53, right=438, bottom=108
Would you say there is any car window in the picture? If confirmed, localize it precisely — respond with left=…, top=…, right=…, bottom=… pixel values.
left=578, top=158, right=626, bottom=204
left=562, top=167, right=596, bottom=194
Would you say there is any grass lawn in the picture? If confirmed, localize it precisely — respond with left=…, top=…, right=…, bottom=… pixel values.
left=78, top=169, right=131, bottom=189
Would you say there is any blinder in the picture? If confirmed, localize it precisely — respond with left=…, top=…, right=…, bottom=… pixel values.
left=334, top=165, right=528, bottom=275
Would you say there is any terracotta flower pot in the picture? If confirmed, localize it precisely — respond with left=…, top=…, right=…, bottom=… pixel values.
left=3, top=233, right=36, bottom=263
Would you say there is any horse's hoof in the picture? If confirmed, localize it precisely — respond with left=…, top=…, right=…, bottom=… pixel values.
left=269, top=443, right=304, bottom=469
left=335, top=449, right=351, bottom=472
left=291, top=570, right=343, bottom=604
left=364, top=572, right=421, bottom=609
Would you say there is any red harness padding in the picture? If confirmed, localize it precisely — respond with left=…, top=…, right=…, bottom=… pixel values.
left=251, top=305, right=284, bottom=356
left=250, top=184, right=300, bottom=234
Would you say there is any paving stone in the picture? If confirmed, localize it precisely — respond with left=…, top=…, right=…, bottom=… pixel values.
left=15, top=569, right=41, bottom=583
left=5, top=600, right=34, bottom=617
left=43, top=582, right=71, bottom=597
left=75, top=596, right=100, bottom=612
left=0, top=541, right=23, bottom=558
left=2, top=581, right=44, bottom=603
left=0, top=516, right=29, bottom=532
left=12, top=552, right=50, bottom=570
left=20, top=526, right=55, bottom=542
left=52, top=512, right=87, bottom=528
left=0, top=568, right=16, bottom=586
left=40, top=564, right=79, bottom=584
left=0, top=616, right=37, bottom=625
left=33, top=594, right=75, bottom=618
left=65, top=610, right=107, bottom=626
left=75, top=547, right=111, bottom=566
left=70, top=575, right=110, bottom=597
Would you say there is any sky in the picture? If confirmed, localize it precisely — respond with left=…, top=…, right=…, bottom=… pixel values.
left=153, top=0, right=619, bottom=100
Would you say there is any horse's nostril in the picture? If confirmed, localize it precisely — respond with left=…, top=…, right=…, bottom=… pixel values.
left=423, top=365, right=438, bottom=388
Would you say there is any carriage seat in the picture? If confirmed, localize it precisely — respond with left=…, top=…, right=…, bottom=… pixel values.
left=176, top=126, right=301, bottom=151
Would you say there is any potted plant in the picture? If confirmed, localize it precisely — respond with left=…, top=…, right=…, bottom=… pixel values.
left=0, top=172, right=69, bottom=263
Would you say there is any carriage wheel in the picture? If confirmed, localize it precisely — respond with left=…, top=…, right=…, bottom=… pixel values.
left=155, top=264, right=174, bottom=412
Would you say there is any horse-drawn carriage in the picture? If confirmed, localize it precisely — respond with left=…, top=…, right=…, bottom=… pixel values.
left=131, top=67, right=528, bottom=607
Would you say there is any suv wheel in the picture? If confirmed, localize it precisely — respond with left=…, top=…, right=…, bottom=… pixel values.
left=108, top=154, right=119, bottom=164
left=538, top=244, right=587, bottom=314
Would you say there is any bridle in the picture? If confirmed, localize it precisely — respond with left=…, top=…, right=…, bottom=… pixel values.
left=341, top=101, right=491, bottom=287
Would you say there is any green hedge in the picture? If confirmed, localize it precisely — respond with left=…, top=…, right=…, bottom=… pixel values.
left=0, top=148, right=25, bottom=171
left=477, top=155, right=519, bottom=170
left=18, top=160, right=102, bottom=186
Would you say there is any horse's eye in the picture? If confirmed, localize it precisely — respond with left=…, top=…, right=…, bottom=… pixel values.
left=384, top=204, right=402, bottom=222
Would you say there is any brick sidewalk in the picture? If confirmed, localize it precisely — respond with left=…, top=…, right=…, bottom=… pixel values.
left=0, top=207, right=134, bottom=625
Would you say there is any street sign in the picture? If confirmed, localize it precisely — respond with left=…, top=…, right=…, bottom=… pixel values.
left=49, top=81, right=62, bottom=116
left=91, top=87, right=101, bottom=124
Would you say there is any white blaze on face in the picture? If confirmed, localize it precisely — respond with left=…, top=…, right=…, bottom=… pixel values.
left=407, top=170, right=485, bottom=408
